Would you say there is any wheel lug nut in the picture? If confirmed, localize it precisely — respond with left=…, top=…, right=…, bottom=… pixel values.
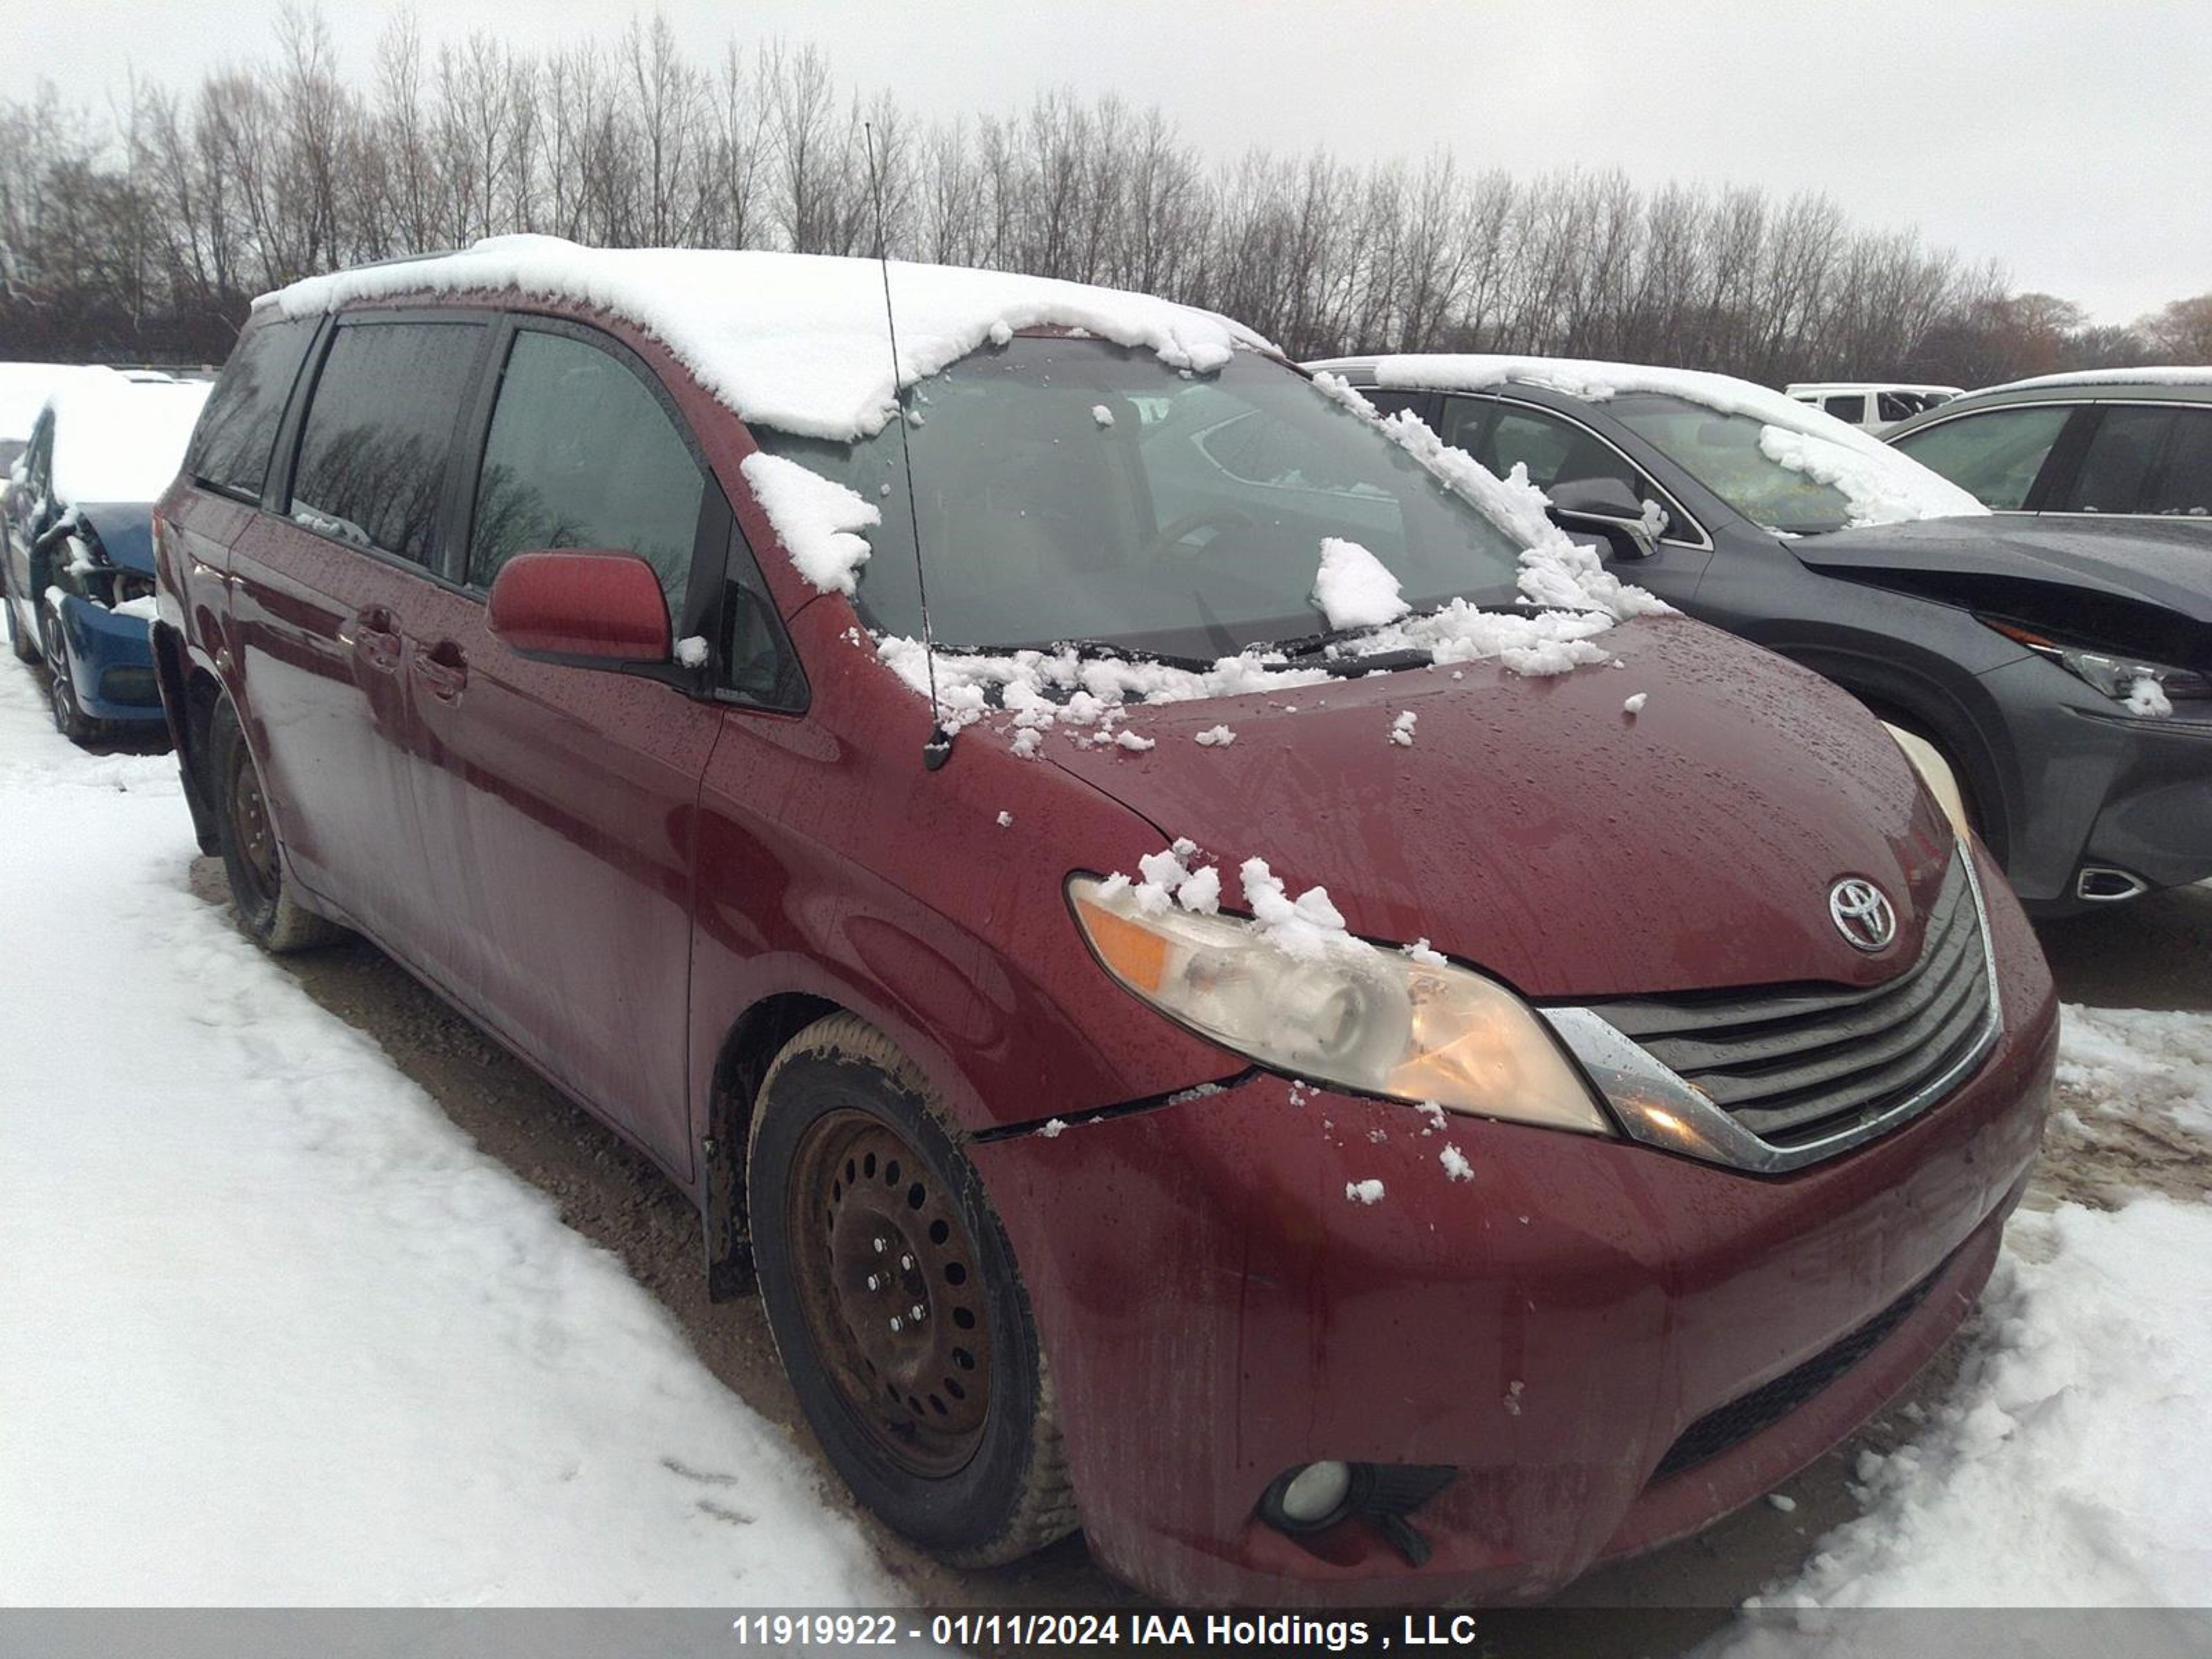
left=910, top=1303, right=926, bottom=1321
left=865, top=1274, right=881, bottom=1291
left=901, top=1254, right=914, bottom=1271
left=889, top=1317, right=903, bottom=1332
left=873, top=1237, right=888, bottom=1254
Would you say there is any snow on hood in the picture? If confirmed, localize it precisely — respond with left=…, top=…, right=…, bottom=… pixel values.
left=1971, top=365, right=2212, bottom=395
left=46, top=373, right=211, bottom=506
left=264, top=235, right=1271, bottom=443
left=0, top=362, right=97, bottom=445
left=1321, top=353, right=1988, bottom=529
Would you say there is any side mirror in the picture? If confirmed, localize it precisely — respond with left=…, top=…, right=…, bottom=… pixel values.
left=487, top=550, right=672, bottom=667
left=1546, top=476, right=1659, bottom=559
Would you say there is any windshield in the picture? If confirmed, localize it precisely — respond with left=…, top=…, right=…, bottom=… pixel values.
left=755, top=338, right=1526, bottom=657
left=1606, top=391, right=1857, bottom=535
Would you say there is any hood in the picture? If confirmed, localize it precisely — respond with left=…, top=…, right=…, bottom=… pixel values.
left=1045, top=615, right=1956, bottom=1000
left=70, top=502, right=157, bottom=577
left=1792, top=516, right=2212, bottom=628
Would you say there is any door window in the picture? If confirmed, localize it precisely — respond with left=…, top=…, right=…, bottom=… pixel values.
left=2051, top=406, right=2175, bottom=514
left=2144, top=408, right=2212, bottom=518
left=1891, top=404, right=2071, bottom=510
left=1823, top=394, right=1868, bottom=424
left=467, top=328, right=704, bottom=624
left=290, top=321, right=487, bottom=563
left=189, top=317, right=318, bottom=501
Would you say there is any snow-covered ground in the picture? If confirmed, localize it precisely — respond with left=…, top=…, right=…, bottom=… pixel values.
left=0, top=666, right=901, bottom=1605
left=1, top=646, right=2207, bottom=1615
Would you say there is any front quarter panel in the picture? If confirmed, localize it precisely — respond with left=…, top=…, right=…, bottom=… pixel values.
left=686, top=601, right=1249, bottom=1147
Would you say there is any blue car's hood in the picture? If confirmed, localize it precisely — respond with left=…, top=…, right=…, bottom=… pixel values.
left=71, top=502, right=157, bottom=576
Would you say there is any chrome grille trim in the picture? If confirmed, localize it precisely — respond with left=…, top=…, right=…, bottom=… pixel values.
left=1543, top=843, right=2003, bottom=1175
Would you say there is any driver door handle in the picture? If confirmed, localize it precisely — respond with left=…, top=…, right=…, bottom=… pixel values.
left=350, top=606, right=402, bottom=673
left=413, top=639, right=468, bottom=702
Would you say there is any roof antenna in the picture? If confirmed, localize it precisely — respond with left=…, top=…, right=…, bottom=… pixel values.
left=865, top=120, right=953, bottom=771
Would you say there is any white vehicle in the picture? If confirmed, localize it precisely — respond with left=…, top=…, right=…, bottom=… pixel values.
left=1785, top=381, right=1962, bottom=433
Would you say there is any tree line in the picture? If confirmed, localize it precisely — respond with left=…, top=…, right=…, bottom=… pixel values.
left=1, top=6, right=2205, bottom=386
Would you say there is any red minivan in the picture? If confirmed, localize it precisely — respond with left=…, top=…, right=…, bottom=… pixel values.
left=150, top=239, right=2056, bottom=1606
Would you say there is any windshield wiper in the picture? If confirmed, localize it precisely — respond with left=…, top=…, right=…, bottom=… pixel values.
left=962, top=637, right=1218, bottom=673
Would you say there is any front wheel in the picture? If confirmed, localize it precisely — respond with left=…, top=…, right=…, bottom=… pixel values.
left=41, top=614, right=95, bottom=744
left=747, top=1014, right=1076, bottom=1566
left=209, top=698, right=346, bottom=953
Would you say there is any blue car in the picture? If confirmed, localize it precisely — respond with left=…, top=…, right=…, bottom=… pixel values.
left=3, top=370, right=209, bottom=742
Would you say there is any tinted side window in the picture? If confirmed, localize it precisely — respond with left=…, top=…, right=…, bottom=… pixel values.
left=1891, top=404, right=2071, bottom=510
left=1824, top=394, right=1868, bottom=424
left=2146, top=408, right=2212, bottom=518
left=717, top=521, right=804, bottom=709
left=1443, top=397, right=1641, bottom=497
left=2053, top=406, right=2174, bottom=514
left=1877, top=392, right=1915, bottom=423
left=467, top=329, right=704, bottom=623
left=188, top=317, right=317, bottom=500
left=291, top=321, right=485, bottom=563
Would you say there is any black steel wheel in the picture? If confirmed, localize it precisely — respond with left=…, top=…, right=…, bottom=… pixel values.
left=747, top=1013, right=1075, bottom=1565
left=209, top=697, right=346, bottom=953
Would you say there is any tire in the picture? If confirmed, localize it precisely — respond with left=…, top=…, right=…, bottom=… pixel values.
left=209, top=697, right=346, bottom=953
left=41, top=612, right=96, bottom=744
left=748, top=1013, right=1076, bottom=1566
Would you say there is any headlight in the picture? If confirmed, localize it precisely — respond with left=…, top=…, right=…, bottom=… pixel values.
left=1882, top=723, right=1973, bottom=839
left=1983, top=618, right=2203, bottom=715
left=1069, top=874, right=1612, bottom=1134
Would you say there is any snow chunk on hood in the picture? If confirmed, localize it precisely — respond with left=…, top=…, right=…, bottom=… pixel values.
left=738, top=452, right=879, bottom=594
left=1324, top=353, right=1986, bottom=529
left=1313, top=537, right=1410, bottom=630
left=265, top=236, right=1269, bottom=442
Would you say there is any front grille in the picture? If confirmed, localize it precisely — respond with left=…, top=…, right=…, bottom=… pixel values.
left=1586, top=852, right=1994, bottom=1150
left=1648, top=1257, right=1946, bottom=1483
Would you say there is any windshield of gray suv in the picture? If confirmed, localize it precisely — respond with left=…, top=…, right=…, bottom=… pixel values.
left=1606, top=391, right=1859, bottom=536
left=754, top=339, right=1527, bottom=659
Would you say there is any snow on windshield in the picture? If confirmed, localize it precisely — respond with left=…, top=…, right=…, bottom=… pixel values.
left=266, top=234, right=1266, bottom=444
left=1340, top=354, right=1987, bottom=529
left=46, top=374, right=211, bottom=505
left=850, top=368, right=1664, bottom=755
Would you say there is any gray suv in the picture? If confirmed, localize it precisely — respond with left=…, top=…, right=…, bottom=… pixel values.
left=1884, top=371, right=2212, bottom=523
left=1310, top=355, right=2212, bottom=915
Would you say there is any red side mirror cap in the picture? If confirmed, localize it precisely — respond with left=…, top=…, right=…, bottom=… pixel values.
left=486, top=550, right=672, bottom=667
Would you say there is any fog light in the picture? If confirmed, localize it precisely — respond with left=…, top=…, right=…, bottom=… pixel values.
left=1264, top=1460, right=1354, bottom=1532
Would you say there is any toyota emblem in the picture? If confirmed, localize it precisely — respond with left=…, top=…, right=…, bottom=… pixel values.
left=1828, top=878, right=1897, bottom=953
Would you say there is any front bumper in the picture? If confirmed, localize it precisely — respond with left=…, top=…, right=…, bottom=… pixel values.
left=1981, top=654, right=2212, bottom=908
left=55, top=592, right=162, bottom=723
left=973, top=847, right=2058, bottom=1606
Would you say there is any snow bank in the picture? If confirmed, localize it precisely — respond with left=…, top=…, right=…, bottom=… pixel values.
left=266, top=235, right=1268, bottom=443
left=1327, top=353, right=1986, bottom=528
left=2054, top=1004, right=2212, bottom=1141
left=1731, top=1199, right=2212, bottom=1615
left=46, top=373, right=211, bottom=505
left=0, top=665, right=901, bottom=1606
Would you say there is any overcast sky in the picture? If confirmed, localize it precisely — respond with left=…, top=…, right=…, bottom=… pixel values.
left=24, top=0, right=2210, bottom=324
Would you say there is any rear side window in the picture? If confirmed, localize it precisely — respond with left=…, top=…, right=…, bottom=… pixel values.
left=2053, top=406, right=2173, bottom=514
left=291, top=321, right=487, bottom=564
left=466, top=328, right=704, bottom=623
left=1891, top=404, right=2071, bottom=509
left=1824, top=394, right=1868, bottom=424
left=2144, top=408, right=2212, bottom=518
left=188, top=317, right=317, bottom=500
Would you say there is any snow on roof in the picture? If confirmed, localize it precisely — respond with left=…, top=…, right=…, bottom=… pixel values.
left=1783, top=382, right=1963, bottom=396
left=46, top=374, right=212, bottom=505
left=1969, top=365, right=2212, bottom=396
left=263, top=234, right=1273, bottom=442
left=1310, top=353, right=1986, bottom=528
left=0, top=362, right=101, bottom=445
